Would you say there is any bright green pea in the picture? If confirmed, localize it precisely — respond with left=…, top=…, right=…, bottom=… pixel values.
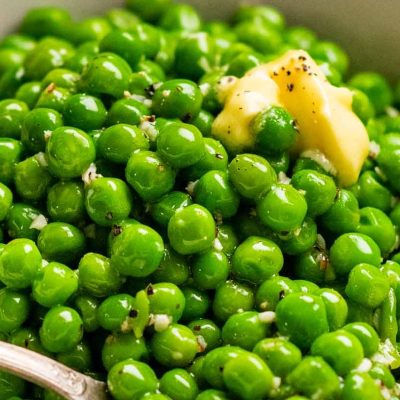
left=160, top=3, right=201, bottom=32
left=6, top=203, right=42, bottom=241
left=188, top=319, right=221, bottom=353
left=106, top=98, right=150, bottom=127
left=352, top=88, right=376, bottom=123
left=234, top=4, right=285, bottom=30
left=35, top=85, right=71, bottom=112
left=15, top=81, right=42, bottom=108
left=108, top=359, right=158, bottom=400
left=376, top=144, right=400, bottom=193
left=0, top=99, right=29, bottom=139
left=0, top=66, right=25, bottom=100
left=0, top=288, right=29, bottom=333
left=369, top=363, right=395, bottom=389
left=159, top=369, right=199, bottom=400
left=9, top=327, right=48, bottom=356
left=294, top=279, right=320, bottom=294
left=74, top=294, right=100, bottom=333
left=317, top=288, right=348, bottom=331
left=0, top=33, right=36, bottom=52
left=198, top=69, right=224, bottom=114
left=342, top=372, right=384, bottom=400
left=0, top=183, right=12, bottom=222
left=191, top=109, right=214, bottom=137
left=0, top=138, right=23, bottom=185
left=41, top=68, right=79, bottom=92
left=226, top=52, right=263, bottom=78
left=71, top=17, right=112, bottom=44
left=311, top=40, right=348, bottom=74
left=215, top=224, right=238, bottom=257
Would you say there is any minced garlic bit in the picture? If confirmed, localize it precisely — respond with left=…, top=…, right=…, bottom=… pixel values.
left=29, top=214, right=48, bottom=230
left=82, top=163, right=102, bottom=186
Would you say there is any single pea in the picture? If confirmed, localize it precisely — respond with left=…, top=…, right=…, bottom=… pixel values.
left=226, top=52, right=263, bottom=78
left=102, top=333, right=148, bottom=371
left=346, top=299, right=375, bottom=326
left=106, top=97, right=150, bottom=127
left=0, top=238, right=41, bottom=289
left=191, top=109, right=214, bottom=137
left=188, top=319, right=221, bottom=353
left=342, top=372, right=384, bottom=400
left=376, top=144, right=400, bottom=193
left=198, top=69, right=225, bottom=114
left=35, top=84, right=71, bottom=112
left=310, top=40, right=348, bottom=74
left=213, top=280, right=254, bottom=322
left=71, top=17, right=112, bottom=44
left=111, top=223, right=164, bottom=277
left=14, top=154, right=53, bottom=201
left=284, top=26, right=317, bottom=50
left=0, top=138, right=23, bottom=185
left=368, top=363, right=395, bottom=389
left=129, top=71, right=160, bottom=97
left=56, top=341, right=92, bottom=372
left=9, top=327, right=48, bottom=356
left=47, top=181, right=85, bottom=224
left=46, top=126, right=96, bottom=179
left=38, top=222, right=86, bottom=264
left=0, top=288, right=29, bottom=333
left=168, top=204, right=215, bottom=255
left=105, top=7, right=139, bottom=30
left=15, top=81, right=42, bottom=108
left=151, top=324, right=198, bottom=367
left=126, top=0, right=171, bottom=22
left=317, top=288, right=348, bottom=331
left=294, top=279, right=320, bottom=294
left=276, top=293, right=329, bottom=349
left=223, top=352, right=273, bottom=400
left=108, top=359, right=158, bottom=400
left=160, top=3, right=201, bottom=32
left=63, top=42, right=98, bottom=74
left=345, top=263, right=390, bottom=309
left=181, top=287, right=210, bottom=322
left=255, top=276, right=299, bottom=311
left=160, top=369, right=199, bottom=400
left=352, top=88, right=376, bottom=123
left=234, top=4, right=285, bottom=29
left=330, top=233, right=381, bottom=276
left=253, top=337, right=302, bottom=378
left=39, top=306, right=83, bottom=353
left=33, top=261, right=78, bottom=308
left=79, top=53, right=132, bottom=98
left=126, top=150, right=176, bottom=202
left=74, top=294, right=100, bottom=332
left=6, top=203, right=42, bottom=241
left=257, top=184, right=308, bottom=233
left=215, top=224, right=239, bottom=257
left=0, top=33, right=36, bottom=52
left=21, top=107, right=63, bottom=154
left=320, top=189, right=360, bottom=234
left=0, top=370, right=26, bottom=399
left=0, top=66, right=25, bottom=100
left=287, top=356, right=340, bottom=400
left=98, top=124, right=149, bottom=164
left=41, top=68, right=80, bottom=92
left=152, top=79, right=202, bottom=120
left=0, top=99, right=29, bottom=139
left=0, top=183, right=12, bottom=222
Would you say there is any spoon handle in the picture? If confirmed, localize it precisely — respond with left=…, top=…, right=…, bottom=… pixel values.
left=0, top=341, right=108, bottom=400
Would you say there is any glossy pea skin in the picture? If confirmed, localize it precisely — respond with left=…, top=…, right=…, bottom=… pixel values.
left=6, top=203, right=42, bottom=241
left=376, top=145, right=400, bottom=193
left=222, top=352, right=273, bottom=400
left=98, top=124, right=150, bottom=164
left=0, top=138, right=24, bottom=185
left=168, top=204, right=216, bottom=256
left=215, top=224, right=239, bottom=257
left=152, top=79, right=202, bottom=120
left=74, top=294, right=100, bottom=333
left=188, top=319, right=221, bottom=353
left=0, top=183, right=12, bottom=222
left=329, top=233, right=381, bottom=277
left=71, top=17, right=112, bottom=45
left=108, top=359, right=158, bottom=400
left=342, top=372, right=383, bottom=400
left=106, top=98, right=150, bottom=127
left=151, top=324, right=198, bottom=367
left=275, top=293, right=329, bottom=349
left=0, top=238, right=41, bottom=289
left=226, top=52, right=263, bottom=78
left=35, top=85, right=71, bottom=113
left=295, top=279, right=320, bottom=294
left=57, top=341, right=92, bottom=372
left=159, top=369, right=199, bottom=400
left=38, top=222, right=86, bottom=264
left=41, top=68, right=80, bottom=92
left=39, top=306, right=83, bottom=353
left=111, top=223, right=164, bottom=278
left=33, top=261, right=78, bottom=308
left=0, top=288, right=29, bottom=333
left=9, top=327, right=48, bottom=356
left=126, top=151, right=176, bottom=202
left=15, top=81, right=42, bottom=109
left=317, top=288, right=348, bottom=331
left=160, top=3, right=201, bottom=32
left=0, top=99, right=29, bottom=139
left=256, top=184, right=308, bottom=233
left=194, top=170, right=240, bottom=219
left=46, top=126, right=96, bottom=179
left=181, top=287, right=211, bottom=322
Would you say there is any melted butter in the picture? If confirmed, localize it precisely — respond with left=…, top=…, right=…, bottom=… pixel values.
left=212, top=49, right=369, bottom=187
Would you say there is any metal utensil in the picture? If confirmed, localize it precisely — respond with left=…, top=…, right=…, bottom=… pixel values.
left=0, top=341, right=109, bottom=400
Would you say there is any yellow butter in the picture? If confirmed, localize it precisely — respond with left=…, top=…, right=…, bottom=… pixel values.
left=212, top=49, right=369, bottom=187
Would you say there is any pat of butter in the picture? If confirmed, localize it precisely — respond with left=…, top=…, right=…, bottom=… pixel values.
left=212, top=49, right=369, bottom=187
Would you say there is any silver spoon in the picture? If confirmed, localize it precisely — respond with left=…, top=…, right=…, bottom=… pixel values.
left=0, top=341, right=109, bottom=400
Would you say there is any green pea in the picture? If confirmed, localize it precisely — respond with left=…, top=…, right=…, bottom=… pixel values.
left=160, top=3, right=201, bottom=32
left=33, top=261, right=78, bottom=308
left=35, top=85, right=71, bottom=112
left=41, top=68, right=79, bottom=92
left=160, top=369, right=199, bottom=400
left=223, top=352, right=273, bottom=400
left=284, top=26, right=317, bottom=50
left=74, top=294, right=100, bottom=332
left=0, top=66, right=25, bottom=100
left=376, top=287, right=397, bottom=345
left=0, top=138, right=23, bottom=185
left=330, top=233, right=381, bottom=277
left=188, top=319, right=221, bottom=353
left=352, top=88, right=375, bottom=123
left=187, top=355, right=207, bottom=389
left=129, top=71, right=160, bottom=97
left=0, top=99, right=29, bottom=139
left=9, top=327, right=48, bottom=355
left=253, top=337, right=302, bottom=378
left=234, top=4, right=285, bottom=30
left=369, top=363, right=395, bottom=389
left=0, top=370, right=26, bottom=399
left=56, top=342, right=92, bottom=373
left=376, top=144, right=400, bottom=193
left=317, top=288, right=348, bottom=331
left=0, top=288, right=29, bottom=333
left=311, top=40, right=349, bottom=74
left=6, top=203, right=42, bottom=241
left=126, top=0, right=171, bottom=22
left=180, top=287, right=210, bottom=322
left=0, top=183, right=12, bottom=222
left=108, top=359, right=158, bottom=400
left=71, top=17, right=112, bottom=44
left=64, top=41, right=99, bottom=74
left=191, top=111, right=215, bottom=138
left=106, top=98, right=150, bottom=127
left=295, top=279, right=320, bottom=294
left=198, top=69, right=224, bottom=114
left=342, top=372, right=383, bottom=400
left=346, top=300, right=375, bottom=326
left=38, top=222, right=86, bottom=264
left=215, top=224, right=239, bottom=257
left=15, top=81, right=42, bottom=109
left=212, top=280, right=254, bottom=322
left=276, top=293, right=329, bottom=349
left=226, top=52, right=263, bottom=78
left=0, top=33, right=36, bottom=52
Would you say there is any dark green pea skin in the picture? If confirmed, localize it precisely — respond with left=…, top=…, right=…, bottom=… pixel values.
left=234, top=3, right=285, bottom=29
left=152, top=79, right=202, bottom=120
left=0, top=99, right=29, bottom=139
left=253, top=337, right=302, bottom=378
left=33, top=261, right=78, bottom=308
left=79, top=53, right=132, bottom=98
left=345, top=263, right=390, bottom=309
left=212, top=280, right=254, bottom=322
left=0, top=288, right=30, bottom=333
left=319, top=189, right=360, bottom=234
left=39, top=306, right=83, bottom=353
left=150, top=191, right=193, bottom=228
left=346, top=299, right=374, bottom=326
left=160, top=3, right=202, bottom=32
left=0, top=238, right=41, bottom=289
left=198, top=69, right=225, bottom=114
left=47, top=181, right=85, bottom=224
left=255, top=276, right=299, bottom=312
left=0, top=370, right=26, bottom=399
left=151, top=323, right=198, bottom=368
left=102, top=333, right=148, bottom=372
left=0, top=66, right=25, bottom=100
left=276, top=293, right=329, bottom=349
left=35, top=85, right=71, bottom=113
left=226, top=52, right=263, bottom=78
left=294, top=247, right=330, bottom=285
left=317, top=288, right=348, bottom=331
left=257, top=184, right=308, bottom=233
left=46, top=127, right=96, bottom=179
left=342, top=372, right=384, bottom=400
left=188, top=319, right=221, bottom=353
left=191, top=109, right=214, bottom=137
left=0, top=183, right=12, bottom=222
left=70, top=17, right=112, bottom=45
left=38, top=222, right=86, bottom=265
left=98, top=124, right=150, bottom=164
left=0, top=138, right=24, bottom=185
left=16, top=81, right=42, bottom=108
left=369, top=363, right=396, bottom=389
left=222, top=352, right=273, bottom=400
left=74, top=294, right=100, bottom=332
left=194, top=170, right=240, bottom=219
left=56, top=342, right=92, bottom=373
left=111, top=223, right=164, bottom=278
left=287, top=356, right=340, bottom=400
left=126, top=0, right=171, bottom=22
left=356, top=207, right=396, bottom=255
left=159, top=368, right=199, bottom=400
left=107, top=359, right=158, bottom=400
left=330, top=233, right=381, bottom=277
left=128, top=24, right=162, bottom=60
left=215, top=224, right=239, bottom=257
left=180, top=287, right=210, bottom=322
left=129, top=71, right=159, bottom=97
left=41, top=68, right=80, bottom=92
left=106, top=98, right=150, bottom=127
left=126, top=151, right=176, bottom=202
left=14, top=155, right=53, bottom=201
left=6, top=203, right=42, bottom=241
left=21, top=107, right=63, bottom=154
left=9, top=327, right=49, bottom=356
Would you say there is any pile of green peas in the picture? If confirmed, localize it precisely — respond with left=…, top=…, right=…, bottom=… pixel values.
left=1, top=0, right=400, bottom=399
